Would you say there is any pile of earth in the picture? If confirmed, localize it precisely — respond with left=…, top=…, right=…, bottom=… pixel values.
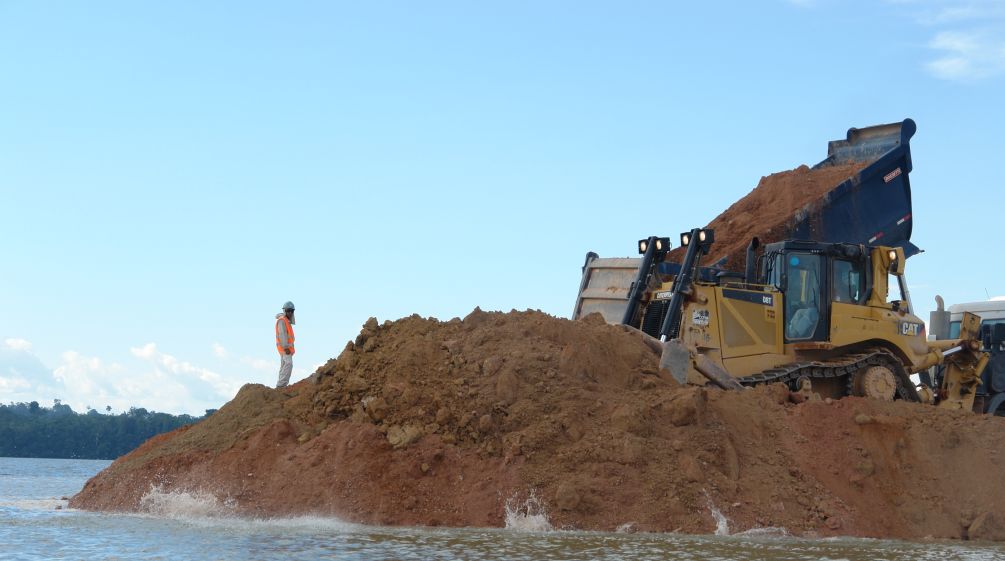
left=667, top=162, right=868, bottom=271
left=72, top=310, right=1005, bottom=540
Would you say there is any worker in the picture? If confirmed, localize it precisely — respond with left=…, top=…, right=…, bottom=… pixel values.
left=275, top=301, right=296, bottom=389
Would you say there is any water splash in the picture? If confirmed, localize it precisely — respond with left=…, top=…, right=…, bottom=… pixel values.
left=735, top=526, right=790, bottom=537
left=503, top=490, right=552, bottom=532
left=139, top=485, right=233, bottom=519
left=615, top=522, right=637, bottom=533
left=702, top=491, right=790, bottom=538
left=703, top=491, right=730, bottom=536
left=134, top=487, right=361, bottom=532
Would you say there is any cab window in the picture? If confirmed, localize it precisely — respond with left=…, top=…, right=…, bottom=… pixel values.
left=832, top=259, right=864, bottom=304
left=785, top=253, right=822, bottom=340
left=764, top=253, right=784, bottom=289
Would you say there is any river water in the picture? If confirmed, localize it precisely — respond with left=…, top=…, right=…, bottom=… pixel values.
left=1, top=457, right=1004, bottom=561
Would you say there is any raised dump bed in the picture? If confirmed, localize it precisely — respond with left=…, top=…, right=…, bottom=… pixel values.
left=573, top=119, right=919, bottom=322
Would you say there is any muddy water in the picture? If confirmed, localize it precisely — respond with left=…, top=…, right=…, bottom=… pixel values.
left=3, top=457, right=1003, bottom=561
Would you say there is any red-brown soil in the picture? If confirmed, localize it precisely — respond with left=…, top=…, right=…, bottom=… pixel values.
left=71, top=310, right=1005, bottom=540
left=667, top=162, right=867, bottom=270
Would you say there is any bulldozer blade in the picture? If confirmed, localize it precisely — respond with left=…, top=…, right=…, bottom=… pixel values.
left=659, top=340, right=691, bottom=386
left=693, top=354, right=746, bottom=391
left=616, top=324, right=665, bottom=355
left=939, top=351, right=988, bottom=412
left=620, top=324, right=746, bottom=391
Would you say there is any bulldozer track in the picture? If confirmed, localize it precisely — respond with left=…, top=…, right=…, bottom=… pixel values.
left=738, top=348, right=919, bottom=402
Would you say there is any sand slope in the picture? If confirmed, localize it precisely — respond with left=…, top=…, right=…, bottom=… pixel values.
left=71, top=310, right=1005, bottom=540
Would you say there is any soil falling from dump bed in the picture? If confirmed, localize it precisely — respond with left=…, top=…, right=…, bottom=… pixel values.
left=72, top=310, right=1005, bottom=541
left=667, top=162, right=868, bottom=271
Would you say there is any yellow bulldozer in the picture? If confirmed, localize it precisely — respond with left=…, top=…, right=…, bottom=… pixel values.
left=620, top=229, right=986, bottom=410
left=573, top=119, right=987, bottom=410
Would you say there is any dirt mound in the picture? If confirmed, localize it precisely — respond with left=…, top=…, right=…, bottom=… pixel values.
left=72, top=310, right=1005, bottom=540
left=667, top=162, right=867, bottom=271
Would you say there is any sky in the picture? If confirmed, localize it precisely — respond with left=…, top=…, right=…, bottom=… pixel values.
left=2, top=0, right=1004, bottom=415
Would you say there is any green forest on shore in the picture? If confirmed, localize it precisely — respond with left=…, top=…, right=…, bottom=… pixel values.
left=0, top=400, right=209, bottom=460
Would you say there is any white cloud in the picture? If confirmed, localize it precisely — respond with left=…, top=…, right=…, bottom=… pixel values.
left=0, top=340, right=58, bottom=404
left=893, top=0, right=1005, bottom=25
left=926, top=29, right=1005, bottom=80
left=881, top=0, right=1005, bottom=80
left=0, top=338, right=251, bottom=416
left=925, top=5, right=988, bottom=24
left=52, top=351, right=126, bottom=410
left=240, top=356, right=275, bottom=372
left=130, top=342, right=242, bottom=400
left=131, top=342, right=157, bottom=360
left=863, top=1, right=1005, bottom=81
left=212, top=343, right=229, bottom=359
left=4, top=338, right=32, bottom=351
left=0, top=375, right=31, bottom=392
left=1, top=343, right=125, bottom=411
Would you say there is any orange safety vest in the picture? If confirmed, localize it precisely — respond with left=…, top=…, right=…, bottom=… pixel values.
left=276, top=316, right=295, bottom=355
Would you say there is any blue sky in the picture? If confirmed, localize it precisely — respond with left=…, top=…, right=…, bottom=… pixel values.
left=2, top=0, right=1004, bottom=415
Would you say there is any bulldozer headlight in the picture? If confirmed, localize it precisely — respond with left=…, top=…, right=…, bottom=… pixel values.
left=699, top=229, right=714, bottom=245
left=640, top=237, right=672, bottom=255
left=680, top=233, right=690, bottom=247
left=698, top=230, right=706, bottom=242
left=888, top=249, right=898, bottom=261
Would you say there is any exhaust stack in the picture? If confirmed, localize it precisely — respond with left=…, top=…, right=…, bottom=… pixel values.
left=744, top=237, right=760, bottom=284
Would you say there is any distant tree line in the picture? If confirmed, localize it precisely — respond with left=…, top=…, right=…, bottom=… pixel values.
left=0, top=400, right=213, bottom=460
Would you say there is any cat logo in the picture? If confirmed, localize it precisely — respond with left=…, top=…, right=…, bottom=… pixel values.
left=900, top=322, right=922, bottom=337
left=655, top=291, right=673, bottom=300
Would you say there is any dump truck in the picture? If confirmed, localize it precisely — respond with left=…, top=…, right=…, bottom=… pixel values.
left=574, top=119, right=921, bottom=325
left=574, top=119, right=988, bottom=410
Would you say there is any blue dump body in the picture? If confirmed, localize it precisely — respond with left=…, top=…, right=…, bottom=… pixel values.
left=793, top=118, right=919, bottom=257
left=574, top=119, right=923, bottom=322
left=657, top=118, right=920, bottom=281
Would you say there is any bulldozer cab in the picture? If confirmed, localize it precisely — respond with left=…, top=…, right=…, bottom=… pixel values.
left=761, top=241, right=872, bottom=344
left=782, top=252, right=824, bottom=341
